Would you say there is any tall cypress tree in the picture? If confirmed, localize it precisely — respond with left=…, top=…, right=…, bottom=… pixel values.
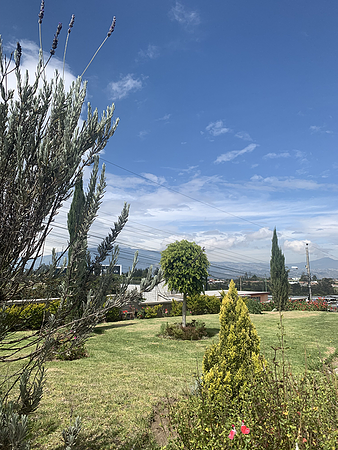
left=68, top=173, right=86, bottom=264
left=270, top=228, right=289, bottom=310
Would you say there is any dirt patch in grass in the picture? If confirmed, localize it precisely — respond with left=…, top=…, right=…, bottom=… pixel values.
left=325, top=346, right=336, bottom=356
left=151, top=398, right=177, bottom=447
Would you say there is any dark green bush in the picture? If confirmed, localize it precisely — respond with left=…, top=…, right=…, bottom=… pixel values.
left=261, top=301, right=275, bottom=311
left=159, top=320, right=208, bottom=340
left=244, top=297, right=262, bottom=314
left=105, top=306, right=121, bottom=322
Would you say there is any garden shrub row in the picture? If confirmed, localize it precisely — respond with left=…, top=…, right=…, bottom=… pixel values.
left=170, top=295, right=221, bottom=317
left=7, top=295, right=332, bottom=330
left=4, top=300, right=60, bottom=330
left=261, top=297, right=330, bottom=312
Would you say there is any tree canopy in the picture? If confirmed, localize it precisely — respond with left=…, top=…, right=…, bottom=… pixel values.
left=160, top=240, right=209, bottom=326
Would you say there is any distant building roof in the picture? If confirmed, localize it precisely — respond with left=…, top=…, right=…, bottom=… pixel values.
left=128, top=282, right=270, bottom=305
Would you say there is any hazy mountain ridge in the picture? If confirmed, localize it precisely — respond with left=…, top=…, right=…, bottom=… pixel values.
left=38, top=248, right=338, bottom=279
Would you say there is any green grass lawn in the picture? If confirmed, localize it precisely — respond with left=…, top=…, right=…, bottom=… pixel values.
left=29, top=311, right=338, bottom=449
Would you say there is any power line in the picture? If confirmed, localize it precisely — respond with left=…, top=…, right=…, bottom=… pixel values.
left=47, top=221, right=260, bottom=277
left=52, top=202, right=270, bottom=265
left=100, top=157, right=267, bottom=229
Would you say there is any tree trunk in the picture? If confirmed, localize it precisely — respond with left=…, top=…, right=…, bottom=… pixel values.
left=182, top=293, right=187, bottom=327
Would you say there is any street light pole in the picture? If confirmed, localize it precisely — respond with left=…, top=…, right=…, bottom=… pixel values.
left=305, top=243, right=312, bottom=301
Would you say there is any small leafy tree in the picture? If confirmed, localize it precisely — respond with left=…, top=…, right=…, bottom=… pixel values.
left=270, top=228, right=289, bottom=310
left=203, top=280, right=261, bottom=399
left=160, top=240, right=209, bottom=327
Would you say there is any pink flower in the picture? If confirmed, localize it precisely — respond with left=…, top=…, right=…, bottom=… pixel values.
left=228, top=425, right=236, bottom=440
left=241, top=421, right=250, bottom=435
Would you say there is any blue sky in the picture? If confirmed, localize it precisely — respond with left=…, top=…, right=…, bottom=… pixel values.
left=2, top=0, right=338, bottom=272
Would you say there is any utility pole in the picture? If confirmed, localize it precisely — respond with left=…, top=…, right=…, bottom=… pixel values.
left=305, top=243, right=312, bottom=301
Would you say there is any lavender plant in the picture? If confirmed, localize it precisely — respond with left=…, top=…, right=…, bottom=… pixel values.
left=0, top=3, right=161, bottom=449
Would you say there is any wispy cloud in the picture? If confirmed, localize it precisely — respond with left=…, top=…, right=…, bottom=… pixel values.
left=206, top=120, right=231, bottom=137
left=235, top=131, right=253, bottom=141
left=141, top=173, right=166, bottom=185
left=156, top=113, right=171, bottom=121
left=108, top=74, right=143, bottom=100
left=138, top=130, right=149, bottom=139
left=215, top=143, right=258, bottom=164
left=310, top=125, right=333, bottom=134
left=263, top=152, right=290, bottom=159
left=294, top=150, right=307, bottom=160
left=178, top=166, right=199, bottom=175
left=137, top=44, right=160, bottom=61
left=249, top=175, right=334, bottom=191
left=169, top=2, right=200, bottom=29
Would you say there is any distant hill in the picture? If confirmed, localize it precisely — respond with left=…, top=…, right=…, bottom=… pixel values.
left=290, top=257, right=338, bottom=279
left=37, top=249, right=338, bottom=279
left=37, top=246, right=161, bottom=273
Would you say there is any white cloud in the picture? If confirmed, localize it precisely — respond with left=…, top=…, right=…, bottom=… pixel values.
left=3, top=40, right=76, bottom=94
left=108, top=74, right=143, bottom=100
left=169, top=2, right=200, bottom=28
left=284, top=239, right=311, bottom=254
left=235, top=131, right=253, bottom=141
left=137, top=44, right=160, bottom=61
left=264, top=152, right=290, bottom=159
left=44, top=166, right=338, bottom=264
left=246, top=227, right=272, bottom=242
left=215, top=143, right=258, bottom=164
left=206, top=120, right=231, bottom=136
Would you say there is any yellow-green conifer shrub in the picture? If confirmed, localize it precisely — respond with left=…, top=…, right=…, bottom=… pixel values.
left=203, top=280, right=262, bottom=399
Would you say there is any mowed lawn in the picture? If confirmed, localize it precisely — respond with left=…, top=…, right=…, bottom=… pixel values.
left=30, top=311, right=338, bottom=449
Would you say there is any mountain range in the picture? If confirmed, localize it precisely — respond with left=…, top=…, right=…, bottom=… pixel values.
left=39, top=247, right=338, bottom=279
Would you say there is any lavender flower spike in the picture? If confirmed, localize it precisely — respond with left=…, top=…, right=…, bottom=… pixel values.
left=68, top=14, right=75, bottom=34
left=107, top=16, right=116, bottom=37
left=50, top=22, right=62, bottom=56
left=15, top=41, right=22, bottom=67
left=38, top=0, right=45, bottom=24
